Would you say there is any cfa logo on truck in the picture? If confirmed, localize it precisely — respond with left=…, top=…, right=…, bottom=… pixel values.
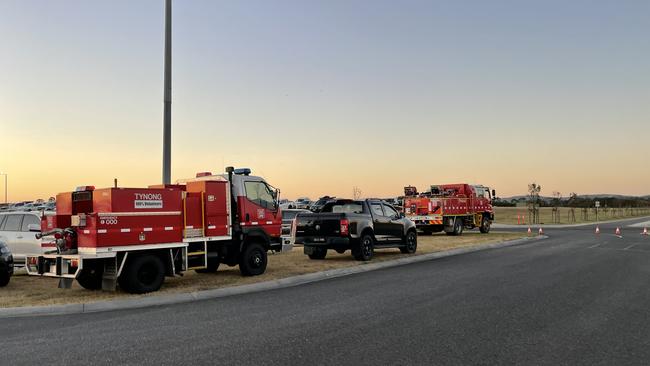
left=134, top=193, right=164, bottom=209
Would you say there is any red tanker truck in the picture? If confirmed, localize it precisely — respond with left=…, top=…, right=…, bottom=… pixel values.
left=25, top=167, right=289, bottom=293
left=403, top=184, right=495, bottom=235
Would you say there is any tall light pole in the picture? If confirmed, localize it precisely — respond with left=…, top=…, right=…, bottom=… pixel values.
left=162, top=0, right=172, bottom=184
left=0, top=173, right=7, bottom=203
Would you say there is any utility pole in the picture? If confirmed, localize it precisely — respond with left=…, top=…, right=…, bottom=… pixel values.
left=162, top=0, right=172, bottom=184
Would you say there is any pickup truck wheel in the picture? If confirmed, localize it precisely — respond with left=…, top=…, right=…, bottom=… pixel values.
left=480, top=218, right=491, bottom=234
left=400, top=231, right=418, bottom=254
left=353, top=234, right=374, bottom=261
left=239, top=243, right=267, bottom=276
left=308, top=247, right=327, bottom=260
left=0, top=272, right=9, bottom=287
left=77, top=264, right=104, bottom=290
left=118, top=255, right=165, bottom=294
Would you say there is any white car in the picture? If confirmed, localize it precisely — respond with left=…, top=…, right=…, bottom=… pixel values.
left=294, top=197, right=312, bottom=210
left=0, top=212, right=49, bottom=265
left=279, top=200, right=296, bottom=210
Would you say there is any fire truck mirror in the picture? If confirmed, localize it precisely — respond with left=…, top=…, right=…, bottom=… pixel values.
left=492, top=189, right=496, bottom=198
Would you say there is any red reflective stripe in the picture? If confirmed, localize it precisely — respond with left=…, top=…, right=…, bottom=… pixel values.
left=41, top=243, right=57, bottom=248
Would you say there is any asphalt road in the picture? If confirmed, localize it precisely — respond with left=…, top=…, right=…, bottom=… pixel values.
left=3, top=218, right=650, bottom=365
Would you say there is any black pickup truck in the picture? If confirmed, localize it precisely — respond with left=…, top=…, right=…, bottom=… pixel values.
left=293, top=199, right=417, bottom=261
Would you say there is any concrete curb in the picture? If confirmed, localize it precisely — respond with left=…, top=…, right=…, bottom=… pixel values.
left=493, top=215, right=650, bottom=229
left=0, top=235, right=547, bottom=319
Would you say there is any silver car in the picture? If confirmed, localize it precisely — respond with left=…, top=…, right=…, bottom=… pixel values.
left=0, top=212, right=48, bottom=265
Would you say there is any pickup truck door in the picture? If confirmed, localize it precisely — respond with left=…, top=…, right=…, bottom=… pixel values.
left=382, top=204, right=404, bottom=239
left=369, top=202, right=390, bottom=241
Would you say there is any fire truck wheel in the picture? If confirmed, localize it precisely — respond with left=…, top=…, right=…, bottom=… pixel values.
left=446, top=217, right=464, bottom=236
left=308, top=247, right=327, bottom=260
left=195, top=258, right=221, bottom=273
left=400, top=230, right=418, bottom=254
left=353, top=234, right=374, bottom=261
left=77, top=264, right=104, bottom=290
left=480, top=218, right=491, bottom=234
left=239, top=243, right=267, bottom=276
left=118, top=255, right=165, bottom=294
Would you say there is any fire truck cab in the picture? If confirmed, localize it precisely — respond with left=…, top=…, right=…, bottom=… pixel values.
left=25, top=167, right=288, bottom=294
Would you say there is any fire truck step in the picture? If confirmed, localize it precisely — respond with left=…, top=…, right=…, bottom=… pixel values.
left=187, top=251, right=206, bottom=256
left=187, top=266, right=207, bottom=270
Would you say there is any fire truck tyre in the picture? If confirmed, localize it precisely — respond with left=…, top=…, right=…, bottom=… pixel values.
left=195, top=258, right=221, bottom=273
left=480, top=218, right=491, bottom=234
left=0, top=272, right=9, bottom=287
left=421, top=229, right=433, bottom=236
left=239, top=243, right=267, bottom=276
left=353, top=234, right=374, bottom=261
left=76, top=265, right=104, bottom=290
left=400, top=230, right=418, bottom=254
left=446, top=218, right=464, bottom=236
left=308, top=247, right=327, bottom=260
left=118, top=255, right=165, bottom=294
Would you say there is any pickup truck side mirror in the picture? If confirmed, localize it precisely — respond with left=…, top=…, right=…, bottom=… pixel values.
left=399, top=212, right=405, bottom=219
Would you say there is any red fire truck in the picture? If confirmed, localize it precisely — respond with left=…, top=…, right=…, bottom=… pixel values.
left=25, top=167, right=289, bottom=293
left=403, top=184, right=495, bottom=236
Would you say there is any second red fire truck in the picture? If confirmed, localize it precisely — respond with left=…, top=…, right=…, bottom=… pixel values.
left=25, top=167, right=289, bottom=293
left=403, top=184, right=495, bottom=236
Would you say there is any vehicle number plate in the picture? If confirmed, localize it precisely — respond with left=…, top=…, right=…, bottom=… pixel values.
left=312, top=237, right=325, bottom=242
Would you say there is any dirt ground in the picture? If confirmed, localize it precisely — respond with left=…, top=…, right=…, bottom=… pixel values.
left=0, top=231, right=525, bottom=308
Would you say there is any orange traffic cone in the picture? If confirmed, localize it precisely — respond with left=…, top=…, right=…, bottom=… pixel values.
left=595, top=225, right=600, bottom=235
left=615, top=227, right=622, bottom=237
left=642, top=227, right=649, bottom=236
left=527, top=227, right=532, bottom=235
left=538, top=227, right=544, bottom=236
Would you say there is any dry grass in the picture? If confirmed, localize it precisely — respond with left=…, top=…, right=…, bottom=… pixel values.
left=0, top=231, right=525, bottom=308
left=494, top=206, right=650, bottom=225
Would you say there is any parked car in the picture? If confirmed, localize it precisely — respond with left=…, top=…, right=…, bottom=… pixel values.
left=309, top=196, right=336, bottom=212
left=43, top=202, right=56, bottom=211
left=293, top=199, right=417, bottom=261
left=0, top=212, right=48, bottom=266
left=279, top=199, right=296, bottom=210
left=9, top=201, right=30, bottom=211
left=22, top=203, right=40, bottom=212
left=0, top=240, right=13, bottom=287
left=294, top=197, right=312, bottom=209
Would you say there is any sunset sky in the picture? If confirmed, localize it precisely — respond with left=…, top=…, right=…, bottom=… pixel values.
left=1, top=0, right=649, bottom=202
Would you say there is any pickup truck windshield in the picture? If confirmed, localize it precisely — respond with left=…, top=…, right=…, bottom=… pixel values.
left=325, top=203, right=364, bottom=214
